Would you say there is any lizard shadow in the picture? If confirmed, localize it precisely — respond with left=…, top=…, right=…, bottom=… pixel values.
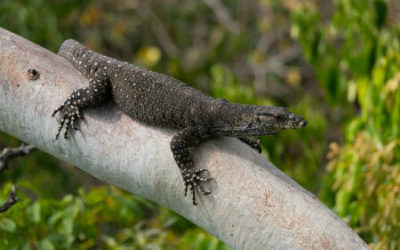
left=204, top=136, right=262, bottom=165
left=199, top=136, right=298, bottom=186
left=86, top=100, right=123, bottom=123
left=68, top=100, right=123, bottom=141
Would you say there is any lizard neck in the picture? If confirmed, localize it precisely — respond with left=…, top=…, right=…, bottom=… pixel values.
left=201, top=100, right=252, bottom=129
left=58, top=39, right=110, bottom=79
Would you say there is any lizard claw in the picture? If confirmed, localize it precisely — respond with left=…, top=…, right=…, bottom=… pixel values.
left=53, top=102, right=82, bottom=139
left=181, top=168, right=213, bottom=205
left=52, top=105, right=64, bottom=117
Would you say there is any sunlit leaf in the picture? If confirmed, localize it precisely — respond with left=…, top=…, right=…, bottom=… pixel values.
left=136, top=46, right=161, bottom=67
left=27, top=201, right=41, bottom=224
left=0, top=218, right=16, bottom=233
left=38, top=239, right=55, bottom=250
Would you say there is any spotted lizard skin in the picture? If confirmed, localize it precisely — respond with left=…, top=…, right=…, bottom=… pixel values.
left=53, top=39, right=307, bottom=205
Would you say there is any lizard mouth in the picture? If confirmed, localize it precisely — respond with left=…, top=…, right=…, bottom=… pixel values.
left=251, top=106, right=307, bottom=130
left=244, top=113, right=307, bottom=136
left=214, top=115, right=307, bottom=137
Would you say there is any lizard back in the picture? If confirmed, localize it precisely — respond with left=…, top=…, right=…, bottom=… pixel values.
left=58, top=39, right=217, bottom=130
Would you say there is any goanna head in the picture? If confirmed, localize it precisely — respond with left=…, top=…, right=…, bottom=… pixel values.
left=227, top=105, right=307, bottom=137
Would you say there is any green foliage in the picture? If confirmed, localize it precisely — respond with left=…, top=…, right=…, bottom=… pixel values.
left=293, top=0, right=400, bottom=248
left=0, top=0, right=87, bottom=50
left=1, top=184, right=226, bottom=249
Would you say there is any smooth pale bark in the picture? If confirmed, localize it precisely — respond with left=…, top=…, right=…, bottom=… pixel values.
left=0, top=27, right=369, bottom=250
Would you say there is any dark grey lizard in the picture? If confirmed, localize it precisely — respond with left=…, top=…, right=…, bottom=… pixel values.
left=53, top=39, right=307, bottom=205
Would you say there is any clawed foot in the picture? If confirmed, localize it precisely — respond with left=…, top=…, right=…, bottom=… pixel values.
left=52, top=102, right=82, bottom=139
left=181, top=168, right=213, bottom=205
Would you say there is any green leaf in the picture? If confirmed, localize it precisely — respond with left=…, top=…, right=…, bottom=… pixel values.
left=27, top=201, right=41, bottom=224
left=336, top=189, right=351, bottom=217
left=62, top=194, right=74, bottom=204
left=48, top=211, right=65, bottom=227
left=0, top=218, right=17, bottom=233
left=38, top=239, right=55, bottom=250
left=20, top=242, right=32, bottom=250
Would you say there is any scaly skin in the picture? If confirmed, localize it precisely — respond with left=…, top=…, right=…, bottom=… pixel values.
left=53, top=39, right=307, bottom=205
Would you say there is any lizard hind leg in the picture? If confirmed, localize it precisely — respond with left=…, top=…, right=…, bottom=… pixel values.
left=170, top=127, right=214, bottom=205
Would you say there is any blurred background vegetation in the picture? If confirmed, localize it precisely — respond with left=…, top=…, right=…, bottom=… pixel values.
left=0, top=0, right=399, bottom=249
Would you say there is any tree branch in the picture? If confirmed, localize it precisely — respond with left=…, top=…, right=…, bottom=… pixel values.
left=203, top=0, right=240, bottom=33
left=0, top=144, right=37, bottom=173
left=0, top=185, right=18, bottom=213
left=0, top=144, right=36, bottom=212
left=0, top=27, right=369, bottom=249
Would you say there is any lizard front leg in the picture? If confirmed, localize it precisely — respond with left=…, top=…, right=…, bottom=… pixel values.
left=52, top=75, right=110, bottom=139
left=170, top=127, right=214, bottom=205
